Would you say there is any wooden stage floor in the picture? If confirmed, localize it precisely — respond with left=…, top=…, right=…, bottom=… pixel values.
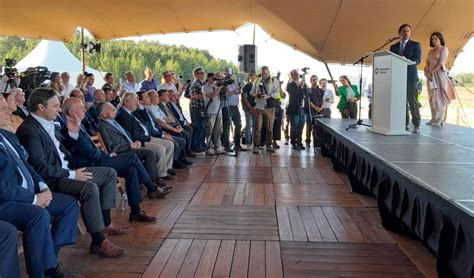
left=20, top=146, right=437, bottom=277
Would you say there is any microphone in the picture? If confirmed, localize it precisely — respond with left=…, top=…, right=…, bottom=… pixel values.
left=387, top=36, right=400, bottom=42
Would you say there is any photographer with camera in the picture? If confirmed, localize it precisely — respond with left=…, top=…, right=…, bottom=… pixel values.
left=220, top=70, right=244, bottom=152
left=202, top=73, right=225, bottom=155
left=286, top=69, right=309, bottom=150
left=1, top=59, right=20, bottom=93
left=250, top=66, right=280, bottom=154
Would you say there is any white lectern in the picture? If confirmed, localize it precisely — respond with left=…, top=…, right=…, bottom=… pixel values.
left=368, top=51, right=415, bottom=135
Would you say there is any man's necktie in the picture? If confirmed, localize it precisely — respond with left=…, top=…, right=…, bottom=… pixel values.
left=0, top=132, right=35, bottom=193
left=399, top=41, right=406, bottom=55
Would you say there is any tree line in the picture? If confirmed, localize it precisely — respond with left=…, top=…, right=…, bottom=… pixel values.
left=0, top=33, right=242, bottom=83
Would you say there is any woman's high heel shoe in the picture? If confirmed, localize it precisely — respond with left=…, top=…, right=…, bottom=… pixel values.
left=426, top=119, right=435, bottom=126
left=432, top=119, right=443, bottom=127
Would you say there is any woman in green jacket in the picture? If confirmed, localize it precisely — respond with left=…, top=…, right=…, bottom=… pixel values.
left=334, top=75, right=360, bottom=119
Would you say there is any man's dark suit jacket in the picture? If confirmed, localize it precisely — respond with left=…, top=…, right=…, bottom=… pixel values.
left=13, top=106, right=29, bottom=120
left=60, top=126, right=110, bottom=168
left=88, top=102, right=100, bottom=124
left=133, top=108, right=163, bottom=138
left=168, top=102, right=187, bottom=126
left=16, top=115, right=78, bottom=186
left=115, top=107, right=152, bottom=145
left=389, top=40, right=421, bottom=83
left=0, top=129, right=44, bottom=203
left=97, top=119, right=134, bottom=154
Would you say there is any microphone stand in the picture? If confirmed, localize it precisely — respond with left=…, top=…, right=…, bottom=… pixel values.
left=347, top=37, right=399, bottom=130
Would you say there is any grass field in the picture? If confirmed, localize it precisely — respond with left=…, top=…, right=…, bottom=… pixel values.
left=419, top=85, right=474, bottom=128
left=178, top=85, right=474, bottom=131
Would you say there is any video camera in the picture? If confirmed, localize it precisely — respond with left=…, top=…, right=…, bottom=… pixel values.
left=299, top=67, right=310, bottom=79
left=213, top=75, right=234, bottom=99
left=3, top=58, right=18, bottom=78
left=19, top=66, right=51, bottom=94
left=214, top=75, right=234, bottom=87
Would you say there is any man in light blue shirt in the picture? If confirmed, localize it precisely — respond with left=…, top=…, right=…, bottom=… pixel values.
left=121, top=71, right=140, bottom=93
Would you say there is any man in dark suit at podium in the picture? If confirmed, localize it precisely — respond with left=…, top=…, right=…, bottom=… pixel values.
left=390, top=23, right=422, bottom=133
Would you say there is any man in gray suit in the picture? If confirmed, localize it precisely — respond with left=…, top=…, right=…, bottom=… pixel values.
left=16, top=88, right=127, bottom=258
left=96, top=101, right=172, bottom=190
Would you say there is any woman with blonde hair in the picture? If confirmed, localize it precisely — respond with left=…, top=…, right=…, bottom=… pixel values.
left=334, top=75, right=360, bottom=119
left=424, top=32, right=456, bottom=126
left=48, top=72, right=64, bottom=97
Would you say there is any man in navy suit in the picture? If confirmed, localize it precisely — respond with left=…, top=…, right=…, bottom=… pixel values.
left=389, top=24, right=422, bottom=133
left=0, top=96, right=78, bottom=277
left=0, top=220, right=20, bottom=278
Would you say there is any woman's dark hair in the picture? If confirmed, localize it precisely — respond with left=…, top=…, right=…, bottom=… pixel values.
left=28, top=88, right=57, bottom=112
left=339, top=75, right=352, bottom=86
left=398, top=24, right=412, bottom=33
left=429, top=32, right=446, bottom=47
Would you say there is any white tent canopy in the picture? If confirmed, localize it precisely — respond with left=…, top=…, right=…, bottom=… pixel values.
left=16, top=40, right=105, bottom=86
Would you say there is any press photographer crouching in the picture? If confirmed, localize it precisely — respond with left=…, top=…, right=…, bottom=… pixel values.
left=202, top=72, right=225, bottom=155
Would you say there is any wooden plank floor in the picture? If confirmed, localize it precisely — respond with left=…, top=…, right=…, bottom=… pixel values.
left=19, top=145, right=437, bottom=277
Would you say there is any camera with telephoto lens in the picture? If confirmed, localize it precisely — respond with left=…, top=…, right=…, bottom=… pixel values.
left=214, top=75, right=234, bottom=87
left=213, top=76, right=234, bottom=98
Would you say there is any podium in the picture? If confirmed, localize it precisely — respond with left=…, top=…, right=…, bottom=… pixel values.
left=368, top=51, right=415, bottom=135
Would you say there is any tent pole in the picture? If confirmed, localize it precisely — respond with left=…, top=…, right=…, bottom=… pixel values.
left=323, top=62, right=338, bottom=92
left=252, top=23, right=256, bottom=45
left=81, top=27, right=86, bottom=73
